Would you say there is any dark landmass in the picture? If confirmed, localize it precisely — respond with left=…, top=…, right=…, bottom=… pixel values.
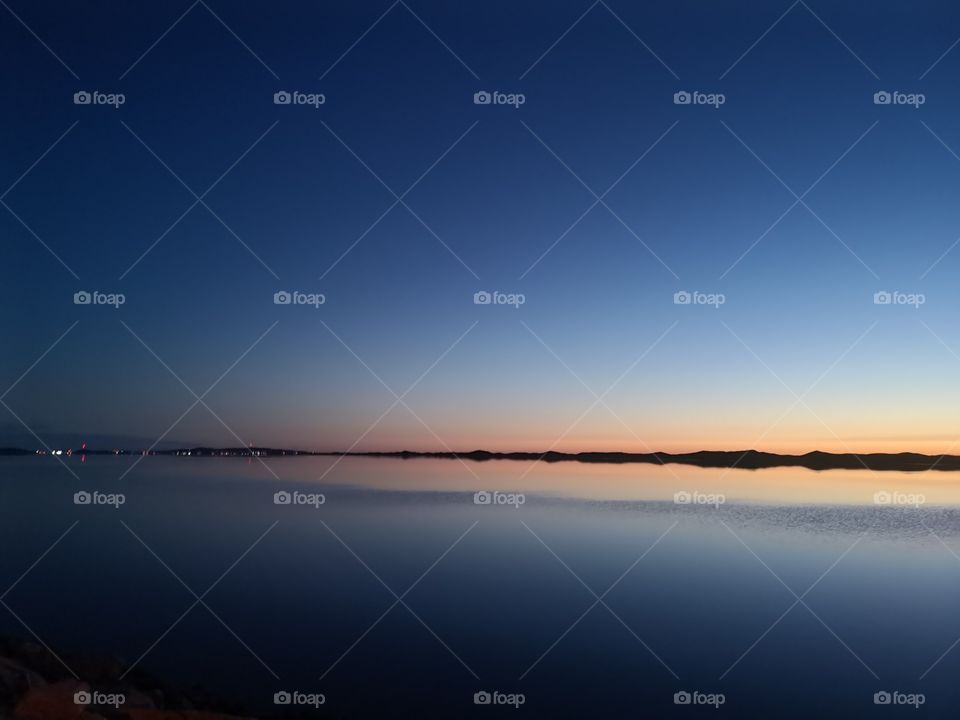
left=8, top=445, right=960, bottom=471
left=1, top=447, right=310, bottom=458
left=335, top=449, right=960, bottom=471
left=0, top=634, right=263, bottom=720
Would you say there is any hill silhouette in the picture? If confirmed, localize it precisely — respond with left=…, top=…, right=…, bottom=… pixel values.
left=8, top=446, right=960, bottom=471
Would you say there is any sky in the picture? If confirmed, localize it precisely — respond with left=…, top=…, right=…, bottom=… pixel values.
left=4, top=0, right=960, bottom=454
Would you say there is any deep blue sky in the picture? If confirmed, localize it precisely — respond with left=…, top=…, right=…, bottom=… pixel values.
left=4, top=0, right=960, bottom=452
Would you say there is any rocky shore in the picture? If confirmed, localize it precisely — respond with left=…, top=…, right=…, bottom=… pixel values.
left=0, top=636, right=254, bottom=720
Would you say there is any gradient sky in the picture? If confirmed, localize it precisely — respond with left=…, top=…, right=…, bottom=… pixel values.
left=5, top=0, right=960, bottom=453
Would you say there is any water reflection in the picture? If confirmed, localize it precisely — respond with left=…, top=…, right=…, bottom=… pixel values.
left=2, top=456, right=960, bottom=717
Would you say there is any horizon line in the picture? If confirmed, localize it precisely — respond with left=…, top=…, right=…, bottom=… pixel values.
left=8, top=445, right=960, bottom=472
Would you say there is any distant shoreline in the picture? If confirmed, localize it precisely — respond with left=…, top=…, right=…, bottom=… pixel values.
left=5, top=446, right=960, bottom=472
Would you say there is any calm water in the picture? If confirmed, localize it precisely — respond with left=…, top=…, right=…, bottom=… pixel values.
left=2, top=455, right=960, bottom=717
